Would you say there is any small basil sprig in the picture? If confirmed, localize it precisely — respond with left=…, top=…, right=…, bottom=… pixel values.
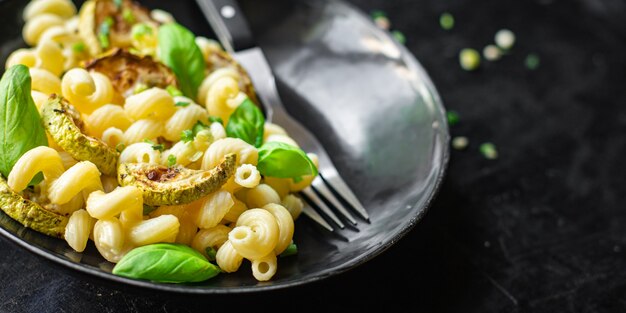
left=112, top=243, right=220, bottom=283
left=226, top=98, right=264, bottom=147
left=257, top=142, right=318, bottom=179
left=158, top=23, right=206, bottom=100
left=0, top=65, right=48, bottom=184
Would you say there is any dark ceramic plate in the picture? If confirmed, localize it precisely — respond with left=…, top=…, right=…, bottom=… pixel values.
left=0, top=0, right=449, bottom=293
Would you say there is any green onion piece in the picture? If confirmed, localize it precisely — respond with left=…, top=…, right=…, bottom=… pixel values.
left=205, top=247, right=217, bottom=262
left=98, top=33, right=110, bottom=49
left=459, top=48, right=480, bottom=71
left=166, top=85, right=183, bottom=97
left=143, top=204, right=156, bottom=215
left=122, top=8, right=135, bottom=23
left=113, top=0, right=122, bottom=8
left=479, top=142, right=498, bottom=159
left=525, top=53, right=540, bottom=70
left=167, top=154, right=176, bottom=167
left=133, top=83, right=148, bottom=94
left=208, top=116, right=223, bottom=125
left=115, top=143, right=126, bottom=152
left=447, top=110, right=460, bottom=126
left=175, top=101, right=190, bottom=107
left=451, top=136, right=469, bottom=150
left=131, top=23, right=152, bottom=39
left=280, top=242, right=298, bottom=257
left=391, top=30, right=406, bottom=44
left=439, top=12, right=454, bottom=30
left=180, top=129, right=194, bottom=142
left=152, top=144, right=164, bottom=151
left=143, top=138, right=155, bottom=144
left=370, top=10, right=387, bottom=19
left=72, top=42, right=85, bottom=53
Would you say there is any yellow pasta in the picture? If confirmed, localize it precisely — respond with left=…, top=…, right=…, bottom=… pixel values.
left=61, top=68, right=114, bottom=114
left=5, top=49, right=37, bottom=69
left=262, top=203, right=294, bottom=255
left=30, top=68, right=61, bottom=95
left=222, top=198, right=248, bottom=223
left=163, top=103, right=208, bottom=141
left=118, top=142, right=162, bottom=165
left=191, top=224, right=231, bottom=258
left=34, top=37, right=65, bottom=76
left=64, top=209, right=94, bottom=252
left=23, top=13, right=65, bottom=46
left=281, top=194, right=304, bottom=220
left=7, top=146, right=64, bottom=192
left=234, top=164, right=261, bottom=189
left=289, top=153, right=319, bottom=192
left=100, top=175, right=119, bottom=193
left=193, top=190, right=234, bottom=229
left=86, top=186, right=142, bottom=220
left=197, top=67, right=240, bottom=105
left=23, top=0, right=76, bottom=21
left=205, top=76, right=246, bottom=123
left=93, top=217, right=127, bottom=263
left=251, top=253, right=277, bottom=282
left=85, top=104, right=133, bottom=137
left=127, top=215, right=180, bottom=246
left=215, top=240, right=244, bottom=273
left=122, top=118, right=164, bottom=145
left=245, top=183, right=281, bottom=209
left=124, top=88, right=176, bottom=121
left=262, top=176, right=291, bottom=199
left=101, top=127, right=125, bottom=148
left=201, top=137, right=258, bottom=170
left=47, top=161, right=103, bottom=204
left=229, top=208, right=279, bottom=260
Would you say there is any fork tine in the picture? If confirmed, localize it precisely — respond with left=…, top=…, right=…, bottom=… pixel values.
left=319, top=171, right=370, bottom=221
left=311, top=177, right=357, bottom=225
left=300, top=187, right=345, bottom=229
left=301, top=204, right=334, bottom=232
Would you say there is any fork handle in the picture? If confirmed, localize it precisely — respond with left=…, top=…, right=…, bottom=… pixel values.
left=195, top=0, right=256, bottom=53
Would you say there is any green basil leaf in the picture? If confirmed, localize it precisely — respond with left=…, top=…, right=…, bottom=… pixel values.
left=158, top=23, right=206, bottom=100
left=0, top=65, right=48, bottom=184
left=226, top=98, right=264, bottom=147
left=257, top=142, right=318, bottom=179
left=112, top=243, right=220, bottom=283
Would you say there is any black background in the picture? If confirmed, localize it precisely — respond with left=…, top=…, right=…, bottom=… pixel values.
left=1, top=0, right=626, bottom=312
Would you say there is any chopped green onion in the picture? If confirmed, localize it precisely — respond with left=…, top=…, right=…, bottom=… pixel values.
left=479, top=142, right=498, bottom=159
left=143, top=139, right=155, bottom=144
left=72, top=42, right=85, bottom=53
left=151, top=144, right=165, bottom=151
left=370, top=10, right=387, bottom=19
left=167, top=154, right=176, bottom=167
left=113, top=0, right=122, bottom=8
left=98, top=33, right=110, bottom=49
left=175, top=101, right=190, bottom=107
left=143, top=204, right=156, bottom=215
left=166, top=85, right=183, bottom=97
left=98, top=17, right=114, bottom=49
left=133, top=83, right=148, bottom=94
left=115, top=143, right=126, bottom=152
left=439, top=12, right=454, bottom=30
left=495, top=29, right=515, bottom=50
left=205, top=247, right=217, bottom=261
left=525, top=53, right=540, bottom=70
left=452, top=136, right=469, bottom=150
left=280, top=242, right=298, bottom=257
left=447, top=110, right=460, bottom=126
left=208, top=116, right=223, bottom=125
left=459, top=48, right=481, bottom=71
left=391, top=30, right=406, bottom=44
left=131, top=23, right=153, bottom=39
left=122, top=8, right=135, bottom=23
left=180, top=129, right=194, bottom=142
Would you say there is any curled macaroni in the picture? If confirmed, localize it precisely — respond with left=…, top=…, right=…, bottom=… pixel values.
left=228, top=208, right=279, bottom=260
left=61, top=68, right=114, bottom=114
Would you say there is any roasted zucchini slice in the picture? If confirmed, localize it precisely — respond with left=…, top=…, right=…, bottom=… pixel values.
left=118, top=154, right=236, bottom=206
left=78, top=0, right=158, bottom=56
left=41, top=95, right=118, bottom=176
left=0, top=176, right=68, bottom=238
left=85, top=48, right=178, bottom=98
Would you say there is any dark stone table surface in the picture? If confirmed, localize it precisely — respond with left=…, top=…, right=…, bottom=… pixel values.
left=1, top=0, right=625, bottom=312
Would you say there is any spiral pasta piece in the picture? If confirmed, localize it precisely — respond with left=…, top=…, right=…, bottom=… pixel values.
left=64, top=209, right=94, bottom=252
left=30, top=68, right=61, bottom=95
left=122, top=118, right=164, bottom=145
left=61, top=68, right=114, bottom=114
left=262, top=203, right=294, bottom=255
left=193, top=190, right=234, bottom=229
left=251, top=253, right=277, bottom=282
left=47, top=161, right=103, bottom=205
left=118, top=142, right=161, bottom=165
left=85, top=104, right=133, bottom=137
left=124, top=88, right=176, bottom=121
left=7, top=146, right=65, bottom=192
left=216, top=240, right=244, bottom=273
left=86, top=186, right=142, bottom=220
left=163, top=104, right=208, bottom=142
left=205, top=76, right=245, bottom=123
left=201, top=138, right=258, bottom=170
left=191, top=224, right=231, bottom=259
left=23, top=0, right=77, bottom=21
left=229, top=208, right=279, bottom=260
left=93, top=217, right=127, bottom=263
left=23, top=13, right=65, bottom=46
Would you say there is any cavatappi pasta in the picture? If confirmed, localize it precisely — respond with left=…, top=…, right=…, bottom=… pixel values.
left=1, top=0, right=319, bottom=283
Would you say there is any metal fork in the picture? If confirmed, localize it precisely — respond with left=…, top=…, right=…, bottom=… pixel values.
left=196, top=0, right=369, bottom=231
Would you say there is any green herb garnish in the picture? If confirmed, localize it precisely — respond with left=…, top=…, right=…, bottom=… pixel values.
left=257, top=142, right=318, bottom=179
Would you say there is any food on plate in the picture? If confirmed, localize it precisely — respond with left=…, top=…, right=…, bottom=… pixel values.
left=1, top=0, right=317, bottom=283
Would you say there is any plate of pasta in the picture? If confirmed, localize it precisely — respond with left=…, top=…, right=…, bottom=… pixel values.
left=0, top=0, right=449, bottom=293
